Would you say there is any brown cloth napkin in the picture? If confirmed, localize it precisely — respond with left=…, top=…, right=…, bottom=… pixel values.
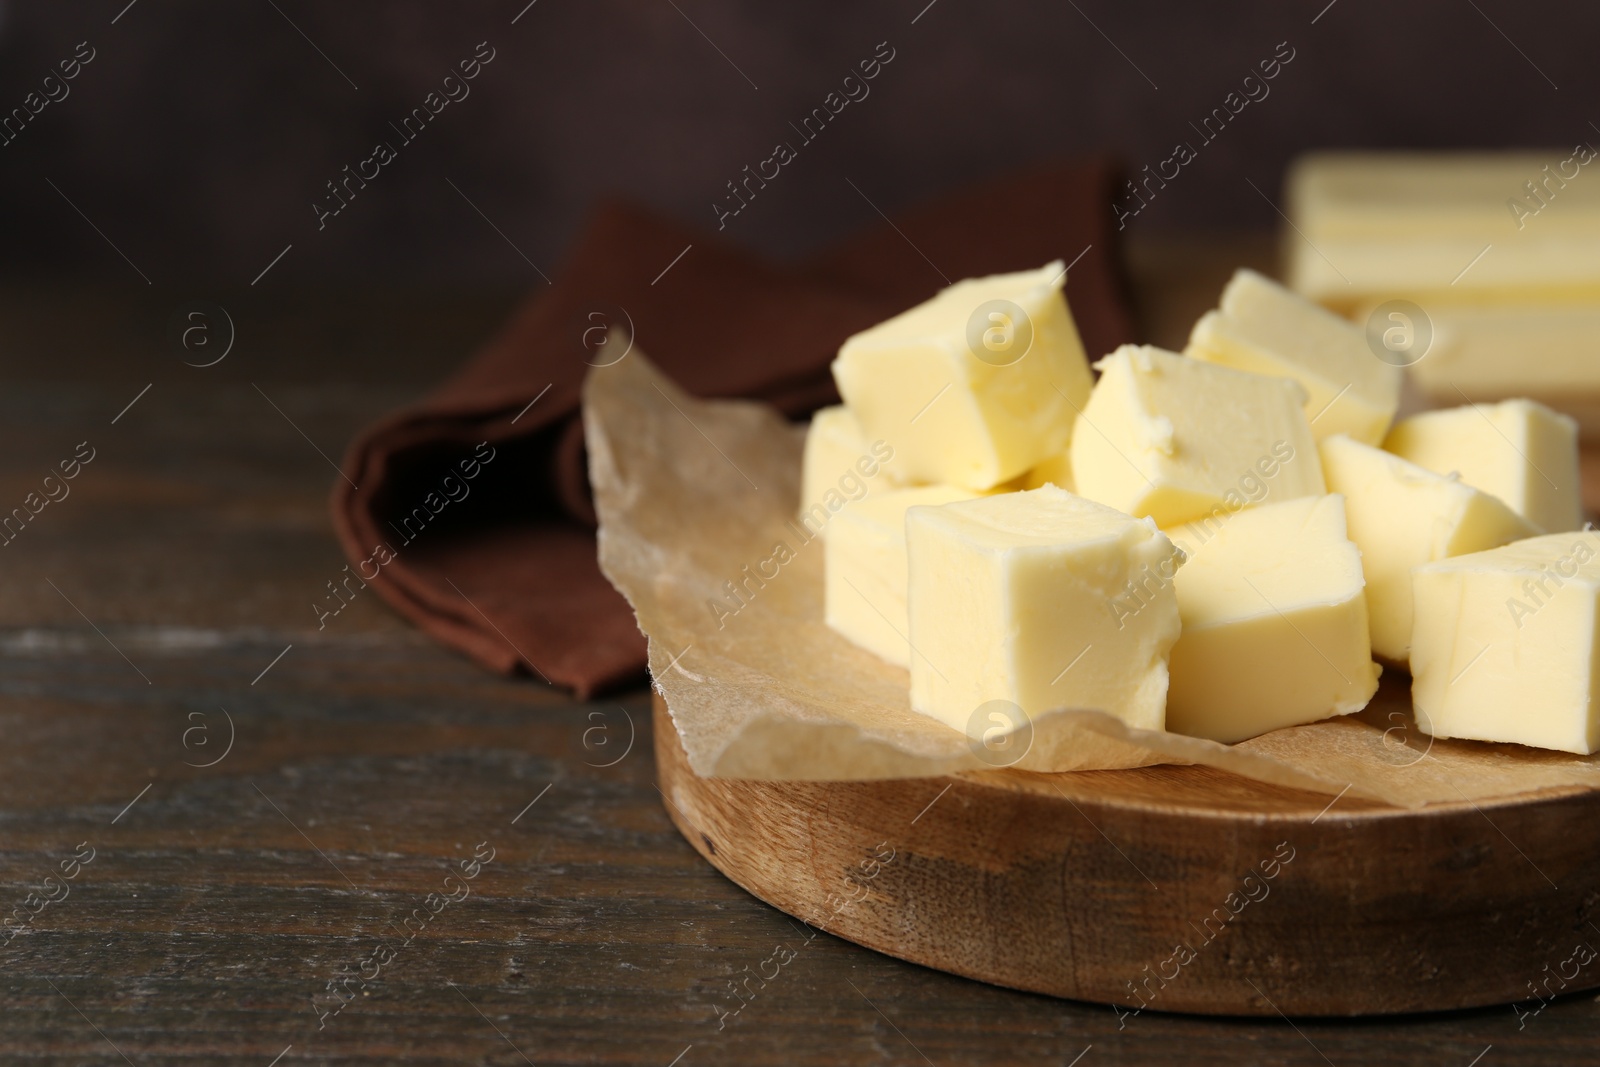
left=331, top=161, right=1136, bottom=698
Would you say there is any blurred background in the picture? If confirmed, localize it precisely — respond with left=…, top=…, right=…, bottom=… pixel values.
left=1, top=0, right=1596, bottom=287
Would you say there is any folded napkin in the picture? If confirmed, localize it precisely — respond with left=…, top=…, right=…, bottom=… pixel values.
left=331, top=161, right=1135, bottom=698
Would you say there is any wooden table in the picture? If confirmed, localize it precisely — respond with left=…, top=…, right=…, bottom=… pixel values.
left=1, top=246, right=1596, bottom=1066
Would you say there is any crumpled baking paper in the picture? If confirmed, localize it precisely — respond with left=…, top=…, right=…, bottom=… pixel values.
left=587, top=349, right=1600, bottom=808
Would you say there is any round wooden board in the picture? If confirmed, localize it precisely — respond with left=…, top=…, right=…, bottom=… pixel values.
left=653, top=694, right=1600, bottom=1017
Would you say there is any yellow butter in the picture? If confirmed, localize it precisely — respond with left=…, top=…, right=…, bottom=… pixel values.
left=1071, top=345, right=1324, bottom=528
left=1394, top=302, right=1600, bottom=435
left=798, top=405, right=904, bottom=531
left=905, top=485, right=1183, bottom=734
left=1163, top=495, right=1380, bottom=743
left=1319, top=435, right=1538, bottom=662
left=1285, top=152, right=1600, bottom=429
left=1285, top=151, right=1600, bottom=308
left=1288, top=151, right=1600, bottom=242
left=831, top=263, right=1092, bottom=491
left=1291, top=241, right=1600, bottom=310
left=1021, top=449, right=1075, bottom=493
left=1412, top=532, right=1600, bottom=754
left=1186, top=269, right=1401, bottom=444
left=824, top=485, right=978, bottom=668
left=1384, top=399, right=1583, bottom=534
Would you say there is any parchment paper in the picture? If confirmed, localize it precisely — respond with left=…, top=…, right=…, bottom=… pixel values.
left=586, top=349, right=1600, bottom=808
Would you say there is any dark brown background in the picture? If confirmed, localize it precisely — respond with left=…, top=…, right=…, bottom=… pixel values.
left=1, top=0, right=1596, bottom=286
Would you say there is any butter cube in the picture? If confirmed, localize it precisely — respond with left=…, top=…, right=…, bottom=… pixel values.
left=1186, top=269, right=1401, bottom=444
left=906, top=485, right=1183, bottom=733
left=799, top=406, right=903, bottom=528
left=1022, top=449, right=1076, bottom=493
left=824, top=485, right=977, bottom=667
left=1383, top=399, right=1583, bottom=535
left=1163, top=496, right=1381, bottom=743
left=832, top=263, right=1092, bottom=491
left=1070, top=345, right=1325, bottom=528
left=1412, top=532, right=1600, bottom=754
left=1320, top=435, right=1539, bottom=662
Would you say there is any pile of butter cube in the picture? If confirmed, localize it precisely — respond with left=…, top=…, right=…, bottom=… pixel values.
left=806, top=262, right=1594, bottom=754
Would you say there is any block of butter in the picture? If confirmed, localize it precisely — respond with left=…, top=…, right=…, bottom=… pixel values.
left=1320, top=435, right=1538, bottom=662
left=906, top=485, right=1183, bottom=734
left=1285, top=151, right=1600, bottom=309
left=1186, top=268, right=1401, bottom=445
left=1071, top=345, right=1325, bottom=527
left=1289, top=151, right=1600, bottom=244
left=1384, top=399, right=1583, bottom=534
left=824, top=485, right=977, bottom=668
left=799, top=406, right=905, bottom=530
left=1412, top=532, right=1600, bottom=754
left=1163, top=495, right=1381, bottom=743
left=1393, top=301, right=1600, bottom=437
left=832, top=263, right=1092, bottom=491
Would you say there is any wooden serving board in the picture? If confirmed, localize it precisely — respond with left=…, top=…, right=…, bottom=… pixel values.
left=654, top=694, right=1600, bottom=1017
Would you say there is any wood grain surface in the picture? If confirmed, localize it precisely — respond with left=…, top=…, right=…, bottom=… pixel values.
left=656, top=691, right=1600, bottom=1018
left=0, top=248, right=1596, bottom=1065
